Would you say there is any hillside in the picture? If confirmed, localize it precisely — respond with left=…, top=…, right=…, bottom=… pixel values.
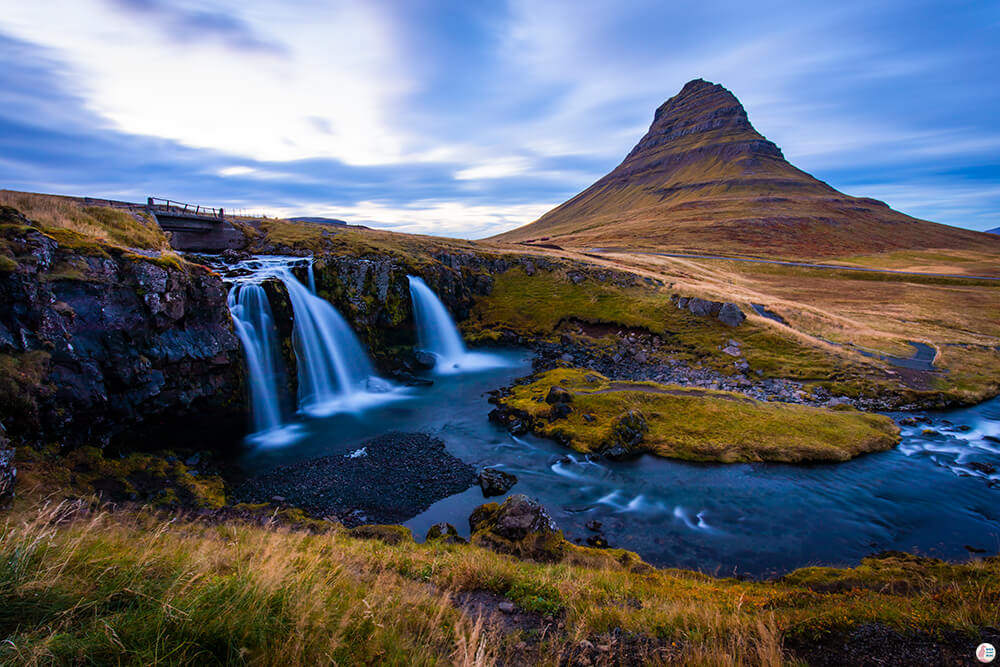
left=494, top=79, right=1000, bottom=259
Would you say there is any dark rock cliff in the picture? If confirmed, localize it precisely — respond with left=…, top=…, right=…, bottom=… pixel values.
left=0, top=208, right=245, bottom=448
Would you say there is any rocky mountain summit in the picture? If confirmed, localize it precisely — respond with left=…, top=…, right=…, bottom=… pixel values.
left=496, top=79, right=998, bottom=257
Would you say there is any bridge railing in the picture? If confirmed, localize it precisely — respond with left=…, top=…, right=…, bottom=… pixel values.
left=147, top=197, right=224, bottom=219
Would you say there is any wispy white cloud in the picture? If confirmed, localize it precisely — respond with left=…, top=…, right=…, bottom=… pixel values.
left=1, top=0, right=416, bottom=165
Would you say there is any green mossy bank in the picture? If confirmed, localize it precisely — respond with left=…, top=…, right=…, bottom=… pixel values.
left=493, top=369, right=900, bottom=463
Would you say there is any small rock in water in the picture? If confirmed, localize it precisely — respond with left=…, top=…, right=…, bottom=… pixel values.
left=346, top=447, right=368, bottom=458
left=586, top=534, right=610, bottom=548
left=585, top=519, right=603, bottom=532
left=413, top=350, right=437, bottom=369
left=969, top=462, right=996, bottom=475
left=184, top=453, right=201, bottom=467
left=271, top=495, right=286, bottom=503
left=478, top=467, right=518, bottom=497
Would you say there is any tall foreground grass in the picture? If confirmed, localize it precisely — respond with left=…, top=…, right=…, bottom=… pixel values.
left=1, top=502, right=996, bottom=665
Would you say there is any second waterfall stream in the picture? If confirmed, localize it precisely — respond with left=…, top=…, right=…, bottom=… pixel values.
left=407, top=275, right=509, bottom=374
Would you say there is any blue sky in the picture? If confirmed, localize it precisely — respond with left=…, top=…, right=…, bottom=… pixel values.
left=1, top=0, right=998, bottom=237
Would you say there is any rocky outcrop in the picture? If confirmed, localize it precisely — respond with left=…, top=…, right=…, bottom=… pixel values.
left=469, top=494, right=566, bottom=562
left=0, top=207, right=244, bottom=448
left=426, top=522, right=465, bottom=544
left=672, top=294, right=746, bottom=327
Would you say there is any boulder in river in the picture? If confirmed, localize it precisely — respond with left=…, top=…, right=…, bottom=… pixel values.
left=478, top=467, right=518, bottom=497
left=413, top=350, right=437, bottom=369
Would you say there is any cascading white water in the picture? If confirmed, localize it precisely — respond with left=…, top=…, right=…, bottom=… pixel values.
left=306, top=262, right=317, bottom=294
left=226, top=255, right=401, bottom=441
left=227, top=283, right=288, bottom=440
left=408, top=275, right=466, bottom=364
left=276, top=267, right=390, bottom=416
left=407, top=275, right=509, bottom=374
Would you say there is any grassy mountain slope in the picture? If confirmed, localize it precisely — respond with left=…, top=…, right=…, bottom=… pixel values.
left=494, top=80, right=1000, bottom=260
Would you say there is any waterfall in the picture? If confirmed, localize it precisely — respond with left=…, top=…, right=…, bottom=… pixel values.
left=408, top=275, right=508, bottom=374
left=276, top=267, right=390, bottom=416
left=226, top=255, right=400, bottom=443
left=306, top=262, right=317, bottom=294
left=227, top=283, right=291, bottom=441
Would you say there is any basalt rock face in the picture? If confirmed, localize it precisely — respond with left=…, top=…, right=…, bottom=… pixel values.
left=0, top=208, right=244, bottom=448
left=495, top=79, right=998, bottom=257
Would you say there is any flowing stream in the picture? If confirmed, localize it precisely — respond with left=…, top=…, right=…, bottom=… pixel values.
left=227, top=256, right=1000, bottom=576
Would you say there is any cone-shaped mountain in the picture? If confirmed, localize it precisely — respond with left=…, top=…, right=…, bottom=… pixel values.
left=495, top=79, right=997, bottom=257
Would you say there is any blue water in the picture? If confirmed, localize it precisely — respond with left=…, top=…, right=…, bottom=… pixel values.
left=237, top=350, right=1000, bottom=577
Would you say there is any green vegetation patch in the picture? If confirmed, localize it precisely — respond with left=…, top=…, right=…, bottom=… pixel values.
left=498, top=369, right=900, bottom=462
left=470, top=266, right=851, bottom=382
left=16, top=446, right=226, bottom=510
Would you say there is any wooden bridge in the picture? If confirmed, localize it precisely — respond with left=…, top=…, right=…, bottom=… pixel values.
left=146, top=197, right=246, bottom=252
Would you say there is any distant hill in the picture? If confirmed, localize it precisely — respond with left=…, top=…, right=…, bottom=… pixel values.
left=987, top=226, right=1000, bottom=235
left=288, top=216, right=348, bottom=226
left=494, top=79, right=999, bottom=258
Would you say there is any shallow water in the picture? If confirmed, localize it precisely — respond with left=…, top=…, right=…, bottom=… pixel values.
left=237, top=349, right=1000, bottom=577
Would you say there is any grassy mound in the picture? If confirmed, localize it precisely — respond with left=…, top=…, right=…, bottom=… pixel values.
left=496, top=369, right=900, bottom=462
left=0, top=191, right=169, bottom=252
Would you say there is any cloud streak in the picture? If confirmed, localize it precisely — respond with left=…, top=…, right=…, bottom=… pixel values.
left=0, top=0, right=997, bottom=236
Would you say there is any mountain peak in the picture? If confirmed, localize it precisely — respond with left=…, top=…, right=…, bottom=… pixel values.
left=628, top=79, right=779, bottom=166
left=493, top=79, right=996, bottom=257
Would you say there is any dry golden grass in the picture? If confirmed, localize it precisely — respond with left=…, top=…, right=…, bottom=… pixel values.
left=0, top=190, right=169, bottom=251
left=536, top=248, right=1000, bottom=402
left=1, top=498, right=997, bottom=666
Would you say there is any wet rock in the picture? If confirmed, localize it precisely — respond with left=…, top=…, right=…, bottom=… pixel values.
left=426, top=522, right=465, bottom=544
left=716, top=302, right=746, bottom=327
left=676, top=297, right=689, bottom=309
left=585, top=520, right=603, bottom=532
left=969, top=461, right=996, bottom=475
left=586, top=534, right=610, bottom=548
left=478, top=467, right=518, bottom=497
left=413, top=350, right=437, bottom=369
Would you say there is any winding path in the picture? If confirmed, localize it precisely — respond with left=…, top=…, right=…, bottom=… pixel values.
left=586, top=249, right=1000, bottom=281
